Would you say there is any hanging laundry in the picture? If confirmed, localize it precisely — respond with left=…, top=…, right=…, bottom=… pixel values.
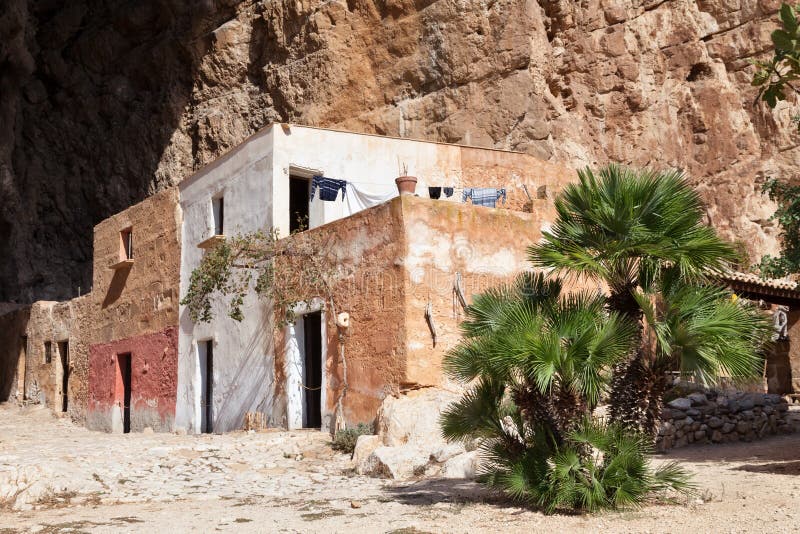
left=443, top=187, right=454, bottom=198
left=462, top=187, right=506, bottom=208
left=428, top=187, right=442, bottom=199
left=344, top=181, right=398, bottom=217
left=310, top=175, right=347, bottom=202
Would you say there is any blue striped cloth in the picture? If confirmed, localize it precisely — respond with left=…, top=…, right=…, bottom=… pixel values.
left=310, top=176, right=347, bottom=202
left=462, top=188, right=506, bottom=208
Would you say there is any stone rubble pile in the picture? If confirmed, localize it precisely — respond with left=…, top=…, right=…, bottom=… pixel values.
left=657, top=390, right=792, bottom=451
left=352, top=388, right=479, bottom=480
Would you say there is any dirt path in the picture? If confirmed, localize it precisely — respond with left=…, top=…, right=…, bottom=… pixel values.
left=1, top=404, right=798, bottom=533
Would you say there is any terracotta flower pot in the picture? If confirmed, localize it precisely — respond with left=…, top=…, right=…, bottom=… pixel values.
left=395, top=175, right=418, bottom=196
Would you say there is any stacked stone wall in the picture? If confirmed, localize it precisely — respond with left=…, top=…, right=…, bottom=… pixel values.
left=657, top=391, right=792, bottom=451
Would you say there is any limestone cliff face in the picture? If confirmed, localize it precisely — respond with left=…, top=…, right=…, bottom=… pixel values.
left=0, top=0, right=794, bottom=301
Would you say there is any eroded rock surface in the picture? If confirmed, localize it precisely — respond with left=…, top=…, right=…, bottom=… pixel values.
left=0, top=0, right=794, bottom=300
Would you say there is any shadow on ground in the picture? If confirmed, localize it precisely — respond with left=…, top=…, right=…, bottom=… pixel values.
left=657, top=432, right=800, bottom=464
left=385, top=479, right=500, bottom=507
left=734, top=460, right=800, bottom=476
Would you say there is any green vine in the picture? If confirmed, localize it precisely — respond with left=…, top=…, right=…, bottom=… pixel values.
left=755, top=178, right=800, bottom=278
left=180, top=225, right=338, bottom=327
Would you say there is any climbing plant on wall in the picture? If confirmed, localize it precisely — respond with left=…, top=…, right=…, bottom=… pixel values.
left=752, top=3, right=800, bottom=121
left=181, top=227, right=339, bottom=326
left=181, top=225, right=353, bottom=433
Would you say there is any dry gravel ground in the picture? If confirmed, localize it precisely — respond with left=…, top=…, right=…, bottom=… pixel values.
left=1, top=403, right=799, bottom=533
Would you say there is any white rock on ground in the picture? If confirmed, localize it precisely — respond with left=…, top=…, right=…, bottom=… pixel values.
left=377, top=388, right=461, bottom=448
left=441, top=451, right=479, bottom=479
left=368, top=446, right=430, bottom=479
left=353, top=435, right=382, bottom=475
left=355, top=388, right=481, bottom=480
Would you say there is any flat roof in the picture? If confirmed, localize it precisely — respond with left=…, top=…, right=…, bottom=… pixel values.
left=178, top=122, right=540, bottom=189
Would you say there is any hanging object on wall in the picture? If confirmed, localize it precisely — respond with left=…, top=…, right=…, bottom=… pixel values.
left=453, top=272, right=468, bottom=312
left=773, top=305, right=789, bottom=341
left=337, top=311, right=351, bottom=329
left=425, top=300, right=437, bottom=347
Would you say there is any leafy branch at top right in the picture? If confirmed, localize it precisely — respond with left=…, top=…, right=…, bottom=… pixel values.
left=751, top=3, right=800, bottom=278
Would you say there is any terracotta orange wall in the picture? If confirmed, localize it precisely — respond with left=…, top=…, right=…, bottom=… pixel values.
left=399, top=196, right=548, bottom=388
left=274, top=192, right=580, bottom=427
left=274, top=199, right=408, bottom=425
left=88, top=327, right=178, bottom=432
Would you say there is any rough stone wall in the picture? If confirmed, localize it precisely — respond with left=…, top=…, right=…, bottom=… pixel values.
left=10, top=297, right=91, bottom=422
left=87, top=327, right=179, bottom=433
left=657, top=390, right=792, bottom=451
left=0, top=306, right=31, bottom=402
left=2, top=0, right=795, bottom=303
left=88, top=187, right=181, bottom=345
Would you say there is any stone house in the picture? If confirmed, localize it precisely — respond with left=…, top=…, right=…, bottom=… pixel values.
left=175, top=124, right=574, bottom=433
left=85, top=188, right=182, bottom=433
left=0, top=298, right=89, bottom=421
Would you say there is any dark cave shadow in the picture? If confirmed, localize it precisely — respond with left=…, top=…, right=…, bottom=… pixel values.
left=1, top=1, right=244, bottom=301
left=101, top=265, right=131, bottom=308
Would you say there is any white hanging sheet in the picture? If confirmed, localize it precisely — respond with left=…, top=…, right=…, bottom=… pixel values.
left=343, top=181, right=399, bottom=217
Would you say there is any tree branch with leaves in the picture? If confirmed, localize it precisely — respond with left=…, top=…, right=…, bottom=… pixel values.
left=751, top=3, right=800, bottom=278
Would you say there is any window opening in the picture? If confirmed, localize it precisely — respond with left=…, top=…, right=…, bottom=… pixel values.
left=212, top=196, right=224, bottom=236
left=289, top=176, right=310, bottom=233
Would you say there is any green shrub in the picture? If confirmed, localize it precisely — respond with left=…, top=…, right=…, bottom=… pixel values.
left=331, top=423, right=373, bottom=455
left=479, top=418, right=693, bottom=513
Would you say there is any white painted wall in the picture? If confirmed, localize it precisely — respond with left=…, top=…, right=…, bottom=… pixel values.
left=271, top=125, right=468, bottom=236
left=176, top=128, right=278, bottom=433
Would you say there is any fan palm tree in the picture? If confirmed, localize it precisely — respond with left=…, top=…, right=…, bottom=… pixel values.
left=622, top=272, right=772, bottom=434
left=440, top=272, right=692, bottom=512
left=528, top=164, right=767, bottom=433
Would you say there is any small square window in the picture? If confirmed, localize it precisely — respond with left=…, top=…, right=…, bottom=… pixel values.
left=44, top=341, right=52, bottom=364
left=120, top=228, right=133, bottom=260
left=212, top=196, right=224, bottom=236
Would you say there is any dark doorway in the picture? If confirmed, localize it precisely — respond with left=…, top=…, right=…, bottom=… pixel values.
left=289, top=176, right=310, bottom=233
left=199, top=340, right=214, bottom=433
left=58, top=341, right=69, bottom=412
left=303, top=311, right=323, bottom=428
left=118, top=353, right=132, bottom=433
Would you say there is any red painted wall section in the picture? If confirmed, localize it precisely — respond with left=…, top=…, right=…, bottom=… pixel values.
left=88, top=327, right=178, bottom=432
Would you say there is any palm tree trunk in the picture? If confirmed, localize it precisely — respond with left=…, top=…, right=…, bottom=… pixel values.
left=606, top=285, right=657, bottom=435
